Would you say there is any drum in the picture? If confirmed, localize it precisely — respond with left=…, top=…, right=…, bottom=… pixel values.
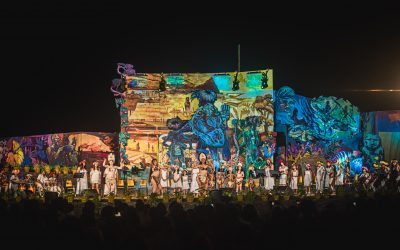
left=127, top=179, right=135, bottom=187
left=118, top=179, right=124, bottom=187
left=140, top=179, right=147, bottom=188
left=65, top=180, right=73, bottom=188
left=18, top=182, right=26, bottom=191
left=27, top=184, right=36, bottom=193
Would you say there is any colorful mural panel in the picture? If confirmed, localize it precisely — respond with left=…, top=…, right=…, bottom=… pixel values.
left=0, top=132, right=118, bottom=167
left=113, top=65, right=275, bottom=175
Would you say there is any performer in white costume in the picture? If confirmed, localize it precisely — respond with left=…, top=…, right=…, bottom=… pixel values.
left=90, top=161, right=102, bottom=194
left=103, top=153, right=119, bottom=196
left=263, top=158, right=275, bottom=191
left=290, top=164, right=298, bottom=194
left=316, top=161, right=325, bottom=193
left=170, top=165, right=182, bottom=193
left=303, top=163, right=312, bottom=195
left=279, top=161, right=288, bottom=189
left=160, top=165, right=169, bottom=194
left=181, top=170, right=190, bottom=195
left=190, top=164, right=200, bottom=196
left=76, top=160, right=88, bottom=195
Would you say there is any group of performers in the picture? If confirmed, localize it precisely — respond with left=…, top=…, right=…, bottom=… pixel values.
left=1, top=153, right=399, bottom=198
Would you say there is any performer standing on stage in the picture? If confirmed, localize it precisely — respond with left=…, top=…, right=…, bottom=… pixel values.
left=303, top=163, right=312, bottom=195
left=290, top=164, right=298, bottom=194
left=336, top=162, right=343, bottom=188
left=90, top=161, right=102, bottom=194
left=344, top=160, right=352, bottom=191
left=316, top=161, right=324, bottom=193
left=160, top=164, right=169, bottom=195
left=190, top=162, right=200, bottom=197
left=149, top=159, right=161, bottom=194
left=263, top=158, right=275, bottom=192
left=236, top=166, right=244, bottom=193
left=278, top=161, right=288, bottom=191
left=170, top=165, right=182, bottom=194
left=103, top=154, right=118, bottom=196
left=182, top=170, right=190, bottom=195
left=216, top=167, right=225, bottom=189
left=198, top=153, right=209, bottom=195
left=76, top=160, right=88, bottom=195
left=9, top=169, right=20, bottom=197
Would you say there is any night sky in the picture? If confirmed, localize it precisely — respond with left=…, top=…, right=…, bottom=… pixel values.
left=1, top=3, right=399, bottom=138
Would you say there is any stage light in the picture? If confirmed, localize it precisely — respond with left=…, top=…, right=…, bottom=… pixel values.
left=232, top=71, right=240, bottom=91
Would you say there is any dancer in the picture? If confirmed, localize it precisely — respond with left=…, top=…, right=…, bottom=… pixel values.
left=208, top=167, right=216, bottom=190
left=216, top=167, right=225, bottom=189
left=303, top=163, right=312, bottom=195
left=181, top=170, right=190, bottom=195
left=247, top=174, right=255, bottom=191
left=198, top=153, right=209, bottom=195
left=236, top=166, right=244, bottom=193
left=344, top=161, right=352, bottom=191
left=226, top=170, right=235, bottom=189
left=149, top=159, right=161, bottom=194
left=90, top=161, right=102, bottom=194
left=263, top=158, right=275, bottom=192
left=103, top=154, right=118, bottom=196
left=290, top=164, right=298, bottom=194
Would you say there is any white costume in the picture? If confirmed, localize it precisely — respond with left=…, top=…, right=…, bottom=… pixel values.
left=36, top=173, right=48, bottom=193
left=279, top=166, right=288, bottom=186
left=171, top=171, right=182, bottom=189
left=160, top=168, right=169, bottom=188
left=76, top=168, right=88, bottom=195
left=90, top=169, right=101, bottom=184
left=336, top=166, right=343, bottom=186
left=316, top=165, right=324, bottom=192
left=324, top=166, right=332, bottom=189
left=290, top=170, right=298, bottom=190
left=182, top=175, right=190, bottom=190
left=304, top=169, right=312, bottom=187
left=104, top=167, right=117, bottom=195
left=190, top=168, right=200, bottom=193
left=264, top=165, right=275, bottom=190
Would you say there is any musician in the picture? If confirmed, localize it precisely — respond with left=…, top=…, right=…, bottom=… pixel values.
left=359, top=166, right=371, bottom=190
left=335, top=162, right=344, bottom=190
left=263, top=158, right=275, bottom=192
left=48, top=172, right=61, bottom=194
left=149, top=159, right=161, bottom=194
left=36, top=170, right=48, bottom=195
left=9, top=170, right=20, bottom=197
left=103, top=154, right=118, bottom=196
left=76, top=160, right=88, bottom=195
left=289, top=164, right=298, bottom=194
left=90, top=161, right=102, bottom=194
left=316, top=161, right=325, bottom=193
left=303, top=163, right=312, bottom=195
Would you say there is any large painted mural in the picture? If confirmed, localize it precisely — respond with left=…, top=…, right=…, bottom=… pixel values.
left=0, top=132, right=118, bottom=167
left=362, top=110, right=400, bottom=166
left=274, top=86, right=363, bottom=174
left=112, top=63, right=275, bottom=174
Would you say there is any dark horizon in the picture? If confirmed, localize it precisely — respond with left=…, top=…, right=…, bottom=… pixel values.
left=1, top=4, right=399, bottom=138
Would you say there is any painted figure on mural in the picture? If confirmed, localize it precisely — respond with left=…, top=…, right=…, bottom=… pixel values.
left=361, top=133, right=384, bottom=170
left=240, top=116, right=262, bottom=175
left=178, top=90, right=231, bottom=170
left=46, top=134, right=78, bottom=166
left=163, top=117, right=193, bottom=167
